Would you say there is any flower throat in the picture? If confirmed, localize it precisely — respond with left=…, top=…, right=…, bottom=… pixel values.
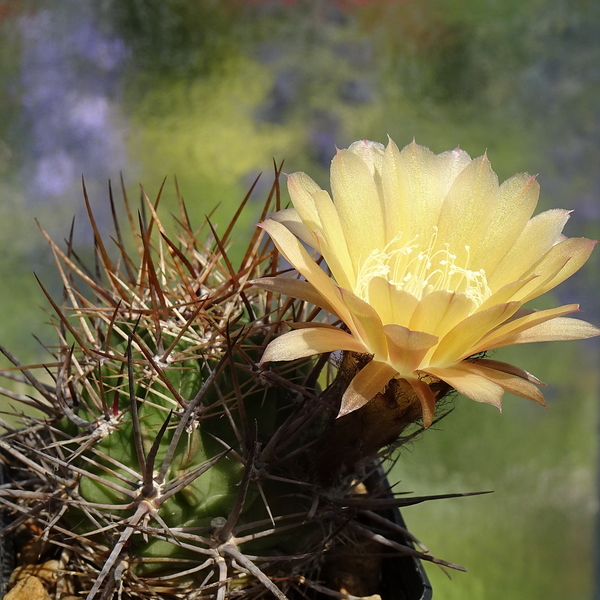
left=355, top=227, right=492, bottom=306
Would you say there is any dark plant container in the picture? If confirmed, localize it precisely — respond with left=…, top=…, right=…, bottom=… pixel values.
left=367, top=468, right=433, bottom=600
left=378, top=507, right=433, bottom=600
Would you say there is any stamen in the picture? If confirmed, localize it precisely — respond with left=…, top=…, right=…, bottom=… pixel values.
left=354, top=229, right=492, bottom=307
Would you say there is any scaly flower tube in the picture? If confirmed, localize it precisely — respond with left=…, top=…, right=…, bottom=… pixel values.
left=254, top=138, right=599, bottom=427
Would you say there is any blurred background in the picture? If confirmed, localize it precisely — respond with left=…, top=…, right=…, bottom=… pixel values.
left=1, top=0, right=599, bottom=598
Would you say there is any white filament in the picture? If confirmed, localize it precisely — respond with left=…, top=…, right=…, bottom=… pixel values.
left=355, top=227, right=492, bottom=306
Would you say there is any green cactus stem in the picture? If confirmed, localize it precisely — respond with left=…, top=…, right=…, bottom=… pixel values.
left=0, top=170, right=466, bottom=600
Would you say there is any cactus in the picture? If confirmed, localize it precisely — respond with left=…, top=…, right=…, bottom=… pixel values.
left=0, top=170, right=459, bottom=600
left=2, top=135, right=599, bottom=600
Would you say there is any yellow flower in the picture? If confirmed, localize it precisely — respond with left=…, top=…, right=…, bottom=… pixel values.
left=254, top=138, right=599, bottom=427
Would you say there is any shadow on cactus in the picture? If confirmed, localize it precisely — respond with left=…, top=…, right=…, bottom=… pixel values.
left=0, top=166, right=469, bottom=600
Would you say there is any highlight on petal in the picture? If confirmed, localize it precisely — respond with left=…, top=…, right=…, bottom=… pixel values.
left=331, top=148, right=386, bottom=269
left=408, top=377, right=438, bottom=428
left=251, top=276, right=339, bottom=317
left=270, top=207, right=317, bottom=248
left=483, top=316, right=600, bottom=350
left=435, top=154, right=499, bottom=259
left=338, top=359, right=398, bottom=417
left=425, top=365, right=505, bottom=409
left=383, top=325, right=438, bottom=375
left=286, top=171, right=323, bottom=233
left=471, top=304, right=595, bottom=354
left=258, top=218, right=351, bottom=323
left=260, top=326, right=367, bottom=364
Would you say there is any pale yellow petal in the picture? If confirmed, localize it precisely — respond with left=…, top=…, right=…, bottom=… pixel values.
left=380, top=138, right=409, bottom=243
left=482, top=316, right=600, bottom=350
left=286, top=172, right=323, bottom=232
left=381, top=141, right=470, bottom=246
left=435, top=154, right=499, bottom=262
left=517, top=238, right=597, bottom=302
left=389, top=287, right=421, bottom=327
left=260, top=326, right=367, bottom=364
left=339, top=288, right=388, bottom=359
left=367, top=277, right=419, bottom=327
left=408, top=377, right=438, bottom=428
left=409, top=291, right=475, bottom=338
left=472, top=173, right=539, bottom=273
left=470, top=358, right=545, bottom=385
left=339, top=360, right=398, bottom=417
left=383, top=325, right=438, bottom=374
left=471, top=304, right=580, bottom=353
left=251, top=276, right=339, bottom=316
left=425, top=365, right=504, bottom=408
left=488, top=209, right=571, bottom=290
left=430, top=302, right=521, bottom=366
left=478, top=276, right=536, bottom=310
left=347, top=139, right=385, bottom=178
left=457, top=360, right=546, bottom=406
left=383, top=141, right=453, bottom=244
left=312, top=189, right=356, bottom=288
left=270, top=207, right=317, bottom=248
left=435, top=146, right=473, bottom=196
left=259, top=219, right=351, bottom=323
left=331, top=149, right=386, bottom=269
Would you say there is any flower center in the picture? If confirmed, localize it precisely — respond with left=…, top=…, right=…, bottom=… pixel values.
left=355, top=227, right=492, bottom=306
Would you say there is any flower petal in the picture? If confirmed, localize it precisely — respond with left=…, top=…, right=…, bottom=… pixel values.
left=331, top=149, right=386, bottom=270
left=367, top=277, right=419, bottom=327
left=286, top=172, right=323, bottom=233
left=470, top=358, right=545, bottom=385
left=259, top=219, right=351, bottom=323
left=260, top=326, right=366, bottom=364
left=472, top=304, right=581, bottom=352
left=270, top=207, right=317, bottom=248
left=382, top=140, right=469, bottom=245
left=408, top=377, right=438, bottom=428
left=436, top=154, right=499, bottom=263
left=339, top=360, right=398, bottom=417
left=383, top=324, right=438, bottom=374
left=478, top=276, right=538, bottom=310
left=251, top=277, right=339, bottom=317
left=458, top=360, right=546, bottom=406
left=409, top=291, right=475, bottom=338
left=472, top=173, right=539, bottom=273
left=338, top=288, right=388, bottom=358
left=518, top=238, right=597, bottom=302
left=430, top=302, right=521, bottom=366
left=347, top=139, right=385, bottom=178
left=488, top=208, right=571, bottom=290
left=312, top=189, right=356, bottom=289
left=425, top=365, right=504, bottom=409
left=483, top=316, right=600, bottom=350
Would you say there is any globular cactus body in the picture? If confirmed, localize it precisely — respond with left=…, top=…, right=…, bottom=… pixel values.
left=0, top=172, right=455, bottom=600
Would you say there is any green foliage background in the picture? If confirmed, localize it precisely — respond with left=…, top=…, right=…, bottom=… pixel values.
left=1, top=1, right=599, bottom=598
